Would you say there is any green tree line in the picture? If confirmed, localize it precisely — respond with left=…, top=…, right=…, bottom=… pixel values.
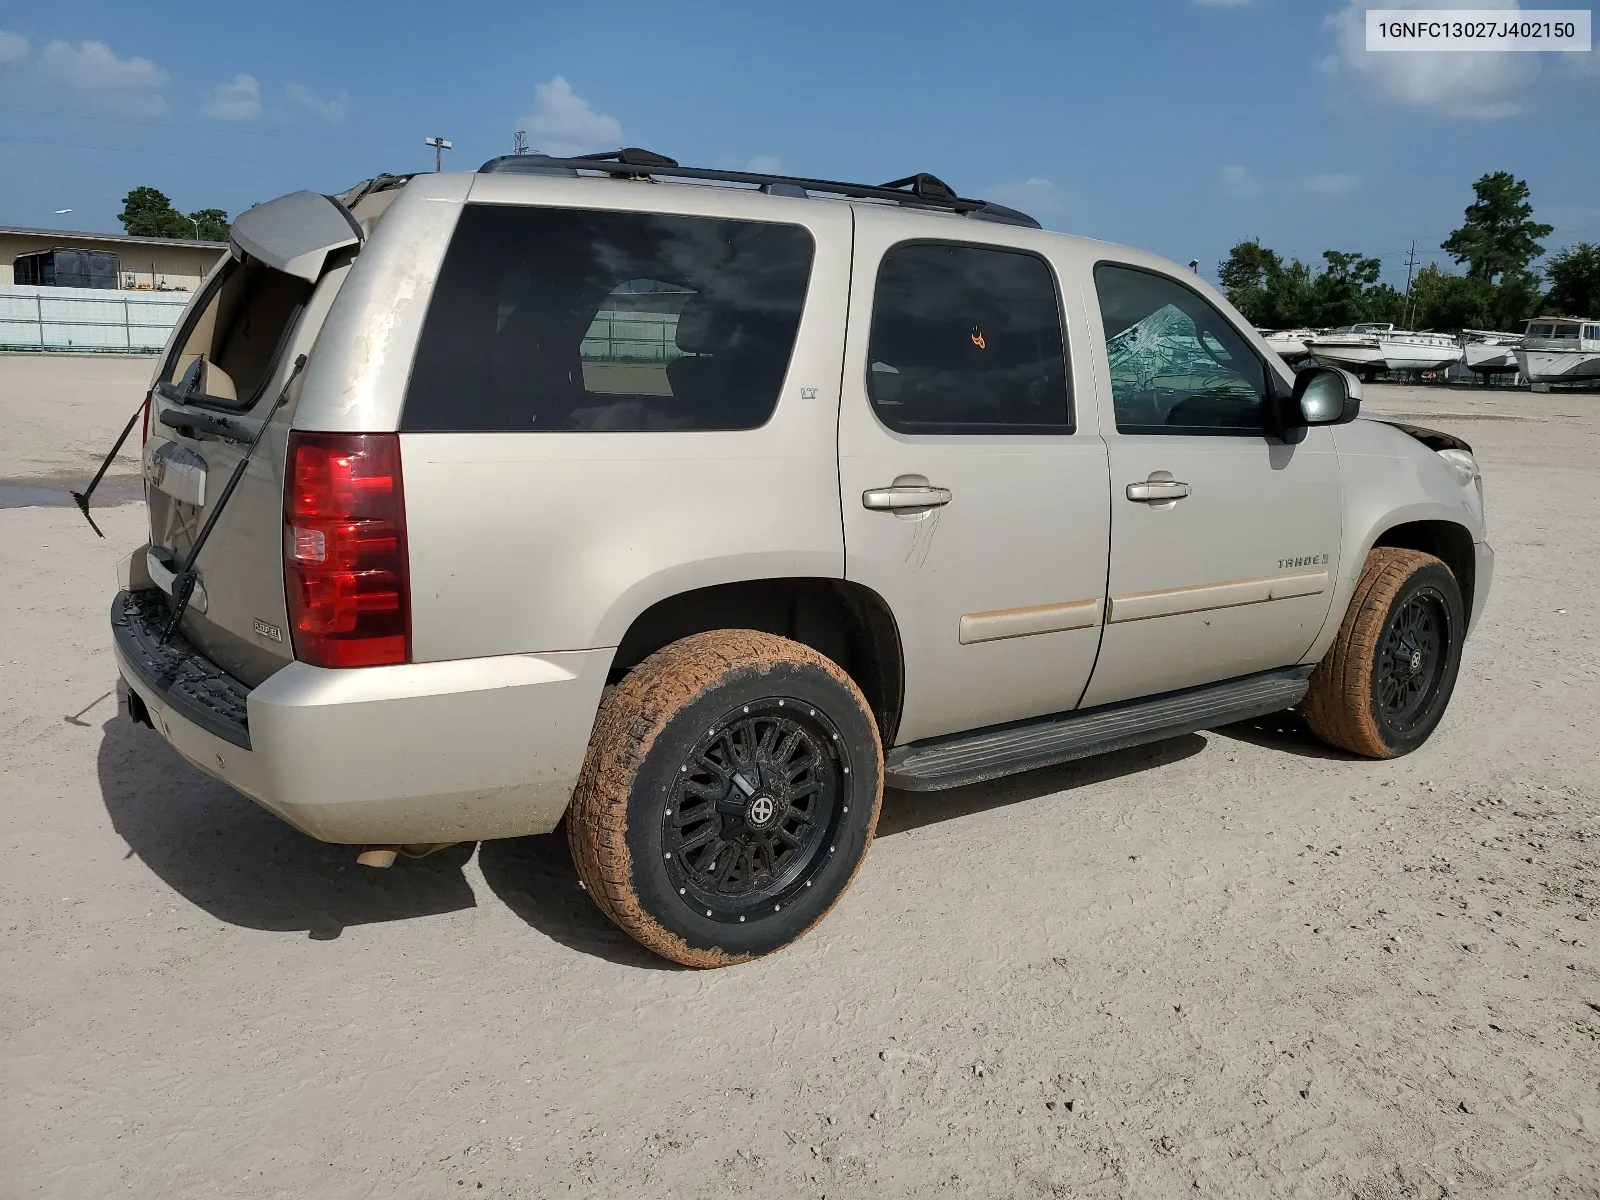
left=116, top=186, right=231, bottom=242
left=1220, top=172, right=1600, bottom=333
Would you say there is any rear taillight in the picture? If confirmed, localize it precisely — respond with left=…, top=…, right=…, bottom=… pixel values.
left=283, top=431, right=410, bottom=668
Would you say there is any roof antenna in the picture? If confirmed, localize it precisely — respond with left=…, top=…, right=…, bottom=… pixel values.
left=513, top=130, right=528, bottom=155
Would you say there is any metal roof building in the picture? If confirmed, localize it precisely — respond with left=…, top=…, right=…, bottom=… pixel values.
left=0, top=225, right=227, bottom=292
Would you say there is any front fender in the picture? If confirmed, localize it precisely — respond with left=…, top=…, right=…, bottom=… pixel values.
left=1302, top=419, right=1486, bottom=664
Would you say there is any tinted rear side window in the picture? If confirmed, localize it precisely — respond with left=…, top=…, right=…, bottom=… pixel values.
left=403, top=205, right=815, bottom=432
left=866, top=242, right=1069, bottom=435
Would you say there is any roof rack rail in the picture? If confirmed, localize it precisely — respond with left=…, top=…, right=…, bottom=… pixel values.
left=477, top=150, right=1041, bottom=228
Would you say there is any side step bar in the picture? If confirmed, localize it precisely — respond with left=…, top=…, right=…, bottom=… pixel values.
left=884, top=666, right=1314, bottom=792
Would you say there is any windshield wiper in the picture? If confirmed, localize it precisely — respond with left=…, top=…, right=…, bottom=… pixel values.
left=160, top=354, right=307, bottom=644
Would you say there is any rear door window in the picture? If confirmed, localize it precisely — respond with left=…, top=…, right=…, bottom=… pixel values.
left=865, top=242, right=1069, bottom=434
left=402, top=205, right=815, bottom=432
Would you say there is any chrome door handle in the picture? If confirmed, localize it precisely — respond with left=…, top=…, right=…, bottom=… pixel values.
left=862, top=485, right=952, bottom=511
left=1126, top=480, right=1191, bottom=502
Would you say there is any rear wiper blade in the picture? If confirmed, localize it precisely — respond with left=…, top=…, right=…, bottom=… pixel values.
left=160, top=354, right=307, bottom=644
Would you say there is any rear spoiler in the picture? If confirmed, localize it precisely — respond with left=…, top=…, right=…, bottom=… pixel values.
left=229, top=190, right=364, bottom=282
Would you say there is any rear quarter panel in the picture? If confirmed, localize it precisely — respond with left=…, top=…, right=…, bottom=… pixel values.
left=397, top=179, right=856, bottom=660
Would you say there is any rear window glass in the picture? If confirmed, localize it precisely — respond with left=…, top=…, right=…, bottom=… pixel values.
left=402, top=205, right=815, bottom=433
left=165, top=257, right=314, bottom=408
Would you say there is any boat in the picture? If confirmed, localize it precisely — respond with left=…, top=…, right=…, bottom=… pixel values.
left=1258, top=328, right=1315, bottom=364
left=1514, top=317, right=1600, bottom=387
left=1307, top=323, right=1463, bottom=377
left=1369, top=325, right=1464, bottom=373
left=1306, top=326, right=1385, bottom=375
left=1459, top=330, right=1522, bottom=377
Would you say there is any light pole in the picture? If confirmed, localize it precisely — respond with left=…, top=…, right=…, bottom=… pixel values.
left=424, top=136, right=453, bottom=172
left=190, top=217, right=201, bottom=240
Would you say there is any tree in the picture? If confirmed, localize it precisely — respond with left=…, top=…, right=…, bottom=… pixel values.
left=1409, top=265, right=1493, bottom=331
left=117, top=187, right=231, bottom=241
left=1543, top=243, right=1600, bottom=317
left=1313, top=250, right=1384, bottom=326
left=187, top=208, right=231, bottom=242
left=1442, top=172, right=1553, bottom=282
left=118, top=186, right=190, bottom=238
left=1218, top=241, right=1315, bottom=328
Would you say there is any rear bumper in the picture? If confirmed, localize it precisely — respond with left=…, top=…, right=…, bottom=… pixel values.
left=1470, top=540, right=1494, bottom=636
left=112, top=588, right=611, bottom=844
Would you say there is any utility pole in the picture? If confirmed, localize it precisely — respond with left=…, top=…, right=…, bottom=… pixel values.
left=424, top=136, right=453, bottom=172
left=513, top=130, right=529, bottom=155
left=1401, top=239, right=1418, bottom=327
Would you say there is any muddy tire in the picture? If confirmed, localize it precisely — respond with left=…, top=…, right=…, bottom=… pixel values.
left=1301, top=548, right=1464, bottom=758
left=566, top=630, right=884, bottom=968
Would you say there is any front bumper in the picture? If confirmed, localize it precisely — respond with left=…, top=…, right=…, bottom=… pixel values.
left=112, top=588, right=612, bottom=844
left=1470, top=540, right=1494, bottom=636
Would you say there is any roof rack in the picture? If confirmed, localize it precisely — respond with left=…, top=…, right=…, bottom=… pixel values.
left=477, top=148, right=1041, bottom=229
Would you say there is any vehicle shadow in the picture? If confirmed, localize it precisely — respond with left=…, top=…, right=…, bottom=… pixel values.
left=476, top=835, right=682, bottom=971
left=875, top=733, right=1207, bottom=837
left=1206, top=709, right=1349, bottom=760
left=97, top=716, right=478, bottom=939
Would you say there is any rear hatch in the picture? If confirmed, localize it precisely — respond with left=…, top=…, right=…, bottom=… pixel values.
left=142, top=189, right=369, bottom=686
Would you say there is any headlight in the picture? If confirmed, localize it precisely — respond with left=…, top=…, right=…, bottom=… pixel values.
left=1437, top=448, right=1484, bottom=505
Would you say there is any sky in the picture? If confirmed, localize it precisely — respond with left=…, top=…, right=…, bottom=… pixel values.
left=1, top=0, right=1596, bottom=288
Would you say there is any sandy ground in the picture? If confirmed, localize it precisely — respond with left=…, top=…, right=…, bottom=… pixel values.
left=1, top=359, right=1597, bottom=1199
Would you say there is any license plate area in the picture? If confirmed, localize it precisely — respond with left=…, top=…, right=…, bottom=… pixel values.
left=143, top=439, right=208, bottom=507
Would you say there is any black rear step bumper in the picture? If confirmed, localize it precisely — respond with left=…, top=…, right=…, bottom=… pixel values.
left=111, top=589, right=252, bottom=749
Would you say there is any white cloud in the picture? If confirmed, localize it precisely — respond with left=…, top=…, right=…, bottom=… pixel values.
left=745, top=155, right=782, bottom=174
left=1322, top=0, right=1539, bottom=118
left=0, top=30, right=30, bottom=64
left=203, top=73, right=261, bottom=120
left=517, top=76, right=621, bottom=157
left=984, top=178, right=1065, bottom=216
left=286, top=82, right=348, bottom=123
left=1219, top=164, right=1261, bottom=198
left=1306, top=171, right=1360, bottom=194
left=39, top=38, right=167, bottom=91
left=34, top=38, right=168, bottom=115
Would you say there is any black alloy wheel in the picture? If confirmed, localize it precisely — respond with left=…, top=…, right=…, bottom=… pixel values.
left=1375, top=588, right=1450, bottom=736
left=665, top=700, right=848, bottom=921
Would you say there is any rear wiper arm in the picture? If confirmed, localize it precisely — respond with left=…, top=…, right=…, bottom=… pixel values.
left=160, top=354, right=307, bottom=644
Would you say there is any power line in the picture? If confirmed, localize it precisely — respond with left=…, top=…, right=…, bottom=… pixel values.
left=0, top=104, right=335, bottom=143
left=0, top=133, right=351, bottom=171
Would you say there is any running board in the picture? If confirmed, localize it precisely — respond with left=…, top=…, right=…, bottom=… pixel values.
left=883, top=666, right=1314, bottom=792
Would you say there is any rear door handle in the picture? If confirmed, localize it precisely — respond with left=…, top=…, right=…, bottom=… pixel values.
left=862, top=485, right=952, bottom=511
left=1125, top=480, right=1191, bottom=502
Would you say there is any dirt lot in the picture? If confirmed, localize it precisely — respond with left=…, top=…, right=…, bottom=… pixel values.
left=2, top=358, right=1597, bottom=1198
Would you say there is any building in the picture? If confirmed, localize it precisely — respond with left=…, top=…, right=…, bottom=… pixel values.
left=0, top=225, right=227, bottom=292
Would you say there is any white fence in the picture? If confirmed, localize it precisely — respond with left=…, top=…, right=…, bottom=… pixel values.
left=0, top=283, right=191, bottom=354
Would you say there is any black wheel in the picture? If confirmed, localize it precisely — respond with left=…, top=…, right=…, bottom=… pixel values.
left=1302, top=548, right=1465, bottom=757
left=567, top=630, right=883, bottom=967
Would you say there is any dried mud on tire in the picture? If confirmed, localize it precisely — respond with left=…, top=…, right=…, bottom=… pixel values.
left=566, top=629, right=884, bottom=968
left=1302, top=547, right=1461, bottom=758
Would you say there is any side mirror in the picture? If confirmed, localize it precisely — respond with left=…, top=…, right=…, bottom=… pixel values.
left=1291, top=366, right=1361, bottom=426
